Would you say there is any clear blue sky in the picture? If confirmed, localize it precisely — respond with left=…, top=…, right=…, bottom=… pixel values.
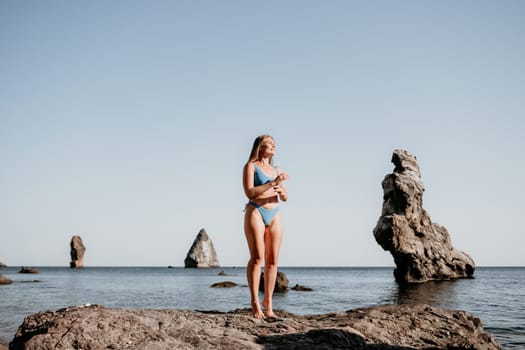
left=1, top=1, right=524, bottom=267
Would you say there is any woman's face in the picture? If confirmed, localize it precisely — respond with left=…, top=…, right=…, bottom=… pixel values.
left=260, top=137, right=276, bottom=156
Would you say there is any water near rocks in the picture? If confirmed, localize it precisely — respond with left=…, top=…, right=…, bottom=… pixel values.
left=1, top=266, right=523, bottom=348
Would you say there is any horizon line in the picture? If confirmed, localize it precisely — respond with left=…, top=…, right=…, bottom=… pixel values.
left=2, top=265, right=524, bottom=268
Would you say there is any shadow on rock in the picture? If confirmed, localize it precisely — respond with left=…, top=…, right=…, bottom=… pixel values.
left=258, top=328, right=367, bottom=350
left=258, top=328, right=416, bottom=350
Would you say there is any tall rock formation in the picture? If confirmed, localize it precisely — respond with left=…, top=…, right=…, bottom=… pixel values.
left=70, top=235, right=86, bottom=268
left=184, top=228, right=220, bottom=268
left=373, top=150, right=475, bottom=283
left=0, top=261, right=6, bottom=267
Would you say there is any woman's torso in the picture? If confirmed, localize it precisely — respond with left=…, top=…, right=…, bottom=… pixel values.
left=251, top=162, right=279, bottom=208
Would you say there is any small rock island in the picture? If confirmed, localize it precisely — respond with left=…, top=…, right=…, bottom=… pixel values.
left=373, top=149, right=475, bottom=283
left=18, top=267, right=38, bottom=274
left=0, top=274, right=12, bottom=285
left=184, top=228, right=220, bottom=268
left=260, top=271, right=289, bottom=293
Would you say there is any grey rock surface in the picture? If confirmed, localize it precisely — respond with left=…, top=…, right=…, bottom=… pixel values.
left=69, top=235, right=85, bottom=268
left=184, top=228, right=220, bottom=268
left=9, top=304, right=501, bottom=349
left=373, top=150, right=475, bottom=283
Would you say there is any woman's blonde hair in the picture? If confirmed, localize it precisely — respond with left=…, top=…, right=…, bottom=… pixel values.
left=247, top=134, right=274, bottom=164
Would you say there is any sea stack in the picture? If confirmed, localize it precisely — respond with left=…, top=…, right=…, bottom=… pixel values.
left=184, top=228, right=220, bottom=268
left=373, top=150, right=475, bottom=283
left=0, top=261, right=6, bottom=267
left=70, top=235, right=86, bottom=268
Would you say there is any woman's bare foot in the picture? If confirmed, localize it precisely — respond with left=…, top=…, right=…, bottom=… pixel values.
left=262, top=298, right=277, bottom=318
left=251, top=302, right=265, bottom=319
left=265, top=309, right=277, bottom=318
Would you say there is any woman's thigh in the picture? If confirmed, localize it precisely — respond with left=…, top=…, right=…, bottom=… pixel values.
left=265, top=213, right=283, bottom=259
left=244, top=206, right=266, bottom=257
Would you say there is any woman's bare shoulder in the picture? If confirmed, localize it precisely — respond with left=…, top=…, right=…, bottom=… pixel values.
left=244, top=161, right=255, bottom=172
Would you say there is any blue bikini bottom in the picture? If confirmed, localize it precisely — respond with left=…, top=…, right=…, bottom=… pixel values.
left=248, top=202, right=280, bottom=226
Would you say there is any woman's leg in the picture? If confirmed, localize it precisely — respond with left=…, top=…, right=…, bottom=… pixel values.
left=244, top=206, right=266, bottom=319
left=262, top=212, right=283, bottom=318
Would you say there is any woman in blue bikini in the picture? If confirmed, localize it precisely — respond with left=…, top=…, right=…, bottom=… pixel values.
left=243, top=134, right=288, bottom=319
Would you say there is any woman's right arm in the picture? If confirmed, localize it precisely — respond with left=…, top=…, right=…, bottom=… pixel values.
left=243, top=162, right=280, bottom=199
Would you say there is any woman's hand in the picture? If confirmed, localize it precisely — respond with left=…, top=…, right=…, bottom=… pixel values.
left=273, top=172, right=288, bottom=201
left=274, top=172, right=288, bottom=185
left=273, top=185, right=288, bottom=201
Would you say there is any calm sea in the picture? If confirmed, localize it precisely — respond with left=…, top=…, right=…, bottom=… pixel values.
left=1, top=266, right=524, bottom=348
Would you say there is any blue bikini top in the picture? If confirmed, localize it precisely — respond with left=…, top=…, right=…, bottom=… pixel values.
left=253, top=163, right=277, bottom=186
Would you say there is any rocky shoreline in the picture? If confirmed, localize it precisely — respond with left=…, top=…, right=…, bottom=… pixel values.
left=9, top=304, right=501, bottom=349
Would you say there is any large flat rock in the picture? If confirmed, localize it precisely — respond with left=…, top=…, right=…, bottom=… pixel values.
left=10, top=304, right=500, bottom=349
